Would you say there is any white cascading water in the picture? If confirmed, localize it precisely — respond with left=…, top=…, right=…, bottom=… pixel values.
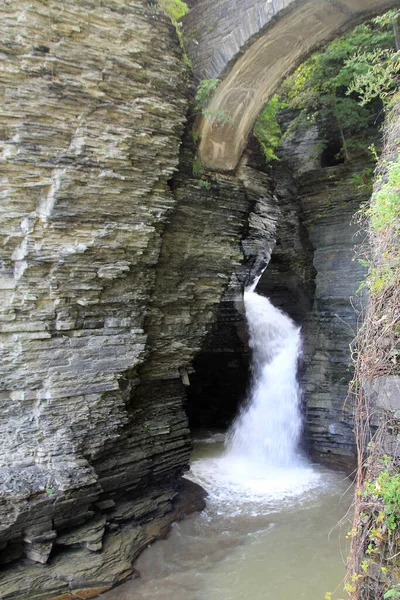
left=186, top=287, right=322, bottom=512
left=225, top=290, right=303, bottom=467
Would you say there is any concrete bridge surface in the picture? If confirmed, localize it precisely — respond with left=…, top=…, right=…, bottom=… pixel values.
left=182, top=0, right=399, bottom=171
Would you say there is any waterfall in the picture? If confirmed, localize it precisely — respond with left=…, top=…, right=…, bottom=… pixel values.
left=226, top=290, right=303, bottom=467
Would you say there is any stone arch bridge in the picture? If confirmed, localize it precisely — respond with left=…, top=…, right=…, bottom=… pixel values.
left=181, top=0, right=398, bottom=171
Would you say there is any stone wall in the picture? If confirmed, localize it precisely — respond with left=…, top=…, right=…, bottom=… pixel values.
left=182, top=0, right=293, bottom=79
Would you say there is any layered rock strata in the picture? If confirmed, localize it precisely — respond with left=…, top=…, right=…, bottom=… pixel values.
left=0, top=1, right=199, bottom=596
left=0, top=0, right=387, bottom=596
left=298, top=161, right=370, bottom=469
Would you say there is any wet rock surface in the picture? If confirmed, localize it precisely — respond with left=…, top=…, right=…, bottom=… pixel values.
left=299, top=161, right=370, bottom=470
left=0, top=480, right=206, bottom=600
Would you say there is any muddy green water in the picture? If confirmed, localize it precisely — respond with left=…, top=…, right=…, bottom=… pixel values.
left=101, top=433, right=352, bottom=600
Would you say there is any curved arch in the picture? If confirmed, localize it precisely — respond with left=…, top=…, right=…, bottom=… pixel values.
left=189, top=0, right=398, bottom=171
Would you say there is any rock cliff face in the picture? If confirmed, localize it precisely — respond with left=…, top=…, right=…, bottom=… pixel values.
left=0, top=2, right=202, bottom=597
left=261, top=116, right=372, bottom=469
left=186, top=138, right=280, bottom=428
left=298, top=161, right=369, bottom=469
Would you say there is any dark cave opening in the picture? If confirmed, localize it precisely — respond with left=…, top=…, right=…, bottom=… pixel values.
left=320, top=139, right=345, bottom=168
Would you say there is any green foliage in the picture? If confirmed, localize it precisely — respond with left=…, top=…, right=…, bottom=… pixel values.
left=197, top=179, right=211, bottom=190
left=157, top=0, right=191, bottom=68
left=358, top=258, right=370, bottom=268
left=368, top=264, right=397, bottom=295
left=192, top=158, right=211, bottom=190
left=358, top=151, right=400, bottom=294
left=370, top=156, right=400, bottom=233
left=192, top=157, right=204, bottom=177
left=190, top=129, right=200, bottom=145
left=352, top=167, right=374, bottom=192
left=158, top=0, right=188, bottom=23
left=369, top=143, right=379, bottom=163
left=346, top=48, right=400, bottom=107
left=361, top=559, right=369, bottom=573
left=194, top=79, right=221, bottom=112
left=279, top=14, right=398, bottom=161
left=348, top=6, right=400, bottom=103
left=374, top=8, right=400, bottom=27
left=194, top=79, right=234, bottom=125
left=202, top=108, right=235, bottom=125
left=253, top=95, right=284, bottom=162
left=365, top=462, right=400, bottom=532
left=384, top=587, right=400, bottom=599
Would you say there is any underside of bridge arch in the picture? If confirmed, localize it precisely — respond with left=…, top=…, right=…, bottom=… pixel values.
left=182, top=0, right=397, bottom=171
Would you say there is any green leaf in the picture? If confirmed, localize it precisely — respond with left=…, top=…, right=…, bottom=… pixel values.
left=384, top=589, right=400, bottom=598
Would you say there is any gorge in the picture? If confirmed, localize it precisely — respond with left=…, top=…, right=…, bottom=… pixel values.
left=0, top=1, right=399, bottom=598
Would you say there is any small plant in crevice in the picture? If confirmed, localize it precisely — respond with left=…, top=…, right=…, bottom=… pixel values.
left=197, top=179, right=211, bottom=190
left=194, top=78, right=235, bottom=126
left=158, top=0, right=188, bottom=22
left=190, top=129, right=200, bottom=146
left=157, top=0, right=192, bottom=68
left=192, top=156, right=212, bottom=191
left=143, top=422, right=152, bottom=433
left=194, top=79, right=221, bottom=113
left=192, top=157, right=204, bottom=178
left=352, top=167, right=374, bottom=193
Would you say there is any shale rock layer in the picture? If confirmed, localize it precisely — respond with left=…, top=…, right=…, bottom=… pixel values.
left=0, top=1, right=193, bottom=595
